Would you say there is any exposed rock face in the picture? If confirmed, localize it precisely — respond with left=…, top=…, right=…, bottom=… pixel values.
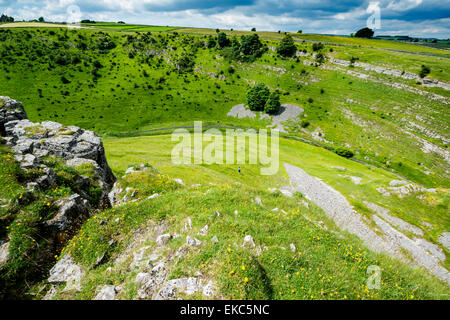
left=0, top=96, right=116, bottom=294
left=94, top=285, right=118, bottom=300
left=44, top=194, right=90, bottom=234
left=0, top=97, right=115, bottom=205
left=48, top=255, right=84, bottom=292
left=0, top=241, right=10, bottom=268
left=0, top=96, right=27, bottom=136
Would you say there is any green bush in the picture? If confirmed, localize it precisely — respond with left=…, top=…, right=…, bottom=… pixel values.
left=217, top=32, right=230, bottom=48
left=355, top=27, right=374, bottom=39
left=335, top=147, right=354, bottom=158
left=264, top=91, right=281, bottom=114
left=419, top=65, right=430, bottom=78
left=277, top=35, right=297, bottom=57
left=247, top=83, right=270, bottom=111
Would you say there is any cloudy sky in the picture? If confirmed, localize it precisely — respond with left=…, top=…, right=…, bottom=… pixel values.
left=1, top=0, right=449, bottom=38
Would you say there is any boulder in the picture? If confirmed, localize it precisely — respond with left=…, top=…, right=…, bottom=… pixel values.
left=44, top=194, right=90, bottom=233
left=0, top=96, right=27, bottom=136
left=1, top=97, right=116, bottom=203
left=94, top=285, right=117, bottom=300
left=48, top=254, right=83, bottom=291
left=0, top=241, right=10, bottom=267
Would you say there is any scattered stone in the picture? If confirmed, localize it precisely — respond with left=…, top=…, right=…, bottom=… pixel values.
left=42, top=285, right=57, bottom=300
left=156, top=234, right=172, bottom=246
left=48, top=255, right=83, bottom=292
left=0, top=241, right=10, bottom=267
left=242, top=235, right=256, bottom=248
left=438, top=232, right=450, bottom=251
left=156, top=277, right=203, bottom=300
left=94, top=285, right=117, bottom=300
left=186, top=236, right=202, bottom=247
left=183, top=217, right=192, bottom=232
left=198, top=225, right=208, bottom=236
left=173, top=178, right=184, bottom=186
left=211, top=236, right=218, bottom=244
left=290, top=243, right=296, bottom=252
left=346, top=176, right=362, bottom=185
left=389, top=180, right=407, bottom=187
left=147, top=193, right=159, bottom=199
left=254, top=197, right=263, bottom=206
left=44, top=194, right=90, bottom=233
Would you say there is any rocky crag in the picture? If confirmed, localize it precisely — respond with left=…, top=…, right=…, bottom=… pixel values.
left=0, top=96, right=115, bottom=297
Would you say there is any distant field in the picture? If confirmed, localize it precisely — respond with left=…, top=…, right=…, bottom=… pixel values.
left=176, top=27, right=287, bottom=40
left=0, top=22, right=76, bottom=28
left=291, top=33, right=450, bottom=56
left=81, top=22, right=179, bottom=32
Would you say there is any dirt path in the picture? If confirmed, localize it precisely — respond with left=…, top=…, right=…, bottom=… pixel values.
left=283, top=162, right=450, bottom=285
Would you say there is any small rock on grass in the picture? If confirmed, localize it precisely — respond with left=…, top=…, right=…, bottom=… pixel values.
left=242, top=235, right=256, bottom=248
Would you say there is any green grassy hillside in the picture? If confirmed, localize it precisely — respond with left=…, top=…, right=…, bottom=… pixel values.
left=0, top=23, right=448, bottom=299
left=0, top=26, right=448, bottom=189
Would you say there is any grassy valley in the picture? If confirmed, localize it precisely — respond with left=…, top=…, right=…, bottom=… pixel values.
left=0, top=21, right=448, bottom=300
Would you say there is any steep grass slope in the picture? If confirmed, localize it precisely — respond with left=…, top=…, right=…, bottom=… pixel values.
left=0, top=26, right=448, bottom=189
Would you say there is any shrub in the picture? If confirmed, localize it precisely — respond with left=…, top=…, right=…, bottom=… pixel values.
left=239, top=34, right=266, bottom=61
left=247, top=83, right=270, bottom=111
left=419, top=65, right=430, bottom=78
left=335, top=147, right=354, bottom=158
left=61, top=76, right=70, bottom=84
left=217, top=32, right=230, bottom=48
left=300, top=120, right=310, bottom=128
left=312, top=42, right=324, bottom=51
left=315, top=52, right=325, bottom=64
left=355, top=27, right=374, bottom=38
left=207, top=36, right=217, bottom=48
left=264, top=91, right=281, bottom=114
left=277, top=35, right=297, bottom=57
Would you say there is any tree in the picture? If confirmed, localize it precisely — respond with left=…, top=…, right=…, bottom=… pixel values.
left=419, top=65, right=430, bottom=78
left=38, top=17, right=45, bottom=22
left=277, top=34, right=297, bottom=57
left=239, top=33, right=266, bottom=61
left=175, top=53, right=195, bottom=73
left=265, top=91, right=281, bottom=114
left=251, top=28, right=256, bottom=32
left=312, top=42, right=324, bottom=51
left=0, top=14, right=14, bottom=23
left=207, top=36, right=216, bottom=48
left=247, top=83, right=270, bottom=111
left=217, top=32, right=230, bottom=48
left=355, top=27, right=374, bottom=39
left=297, top=30, right=302, bottom=34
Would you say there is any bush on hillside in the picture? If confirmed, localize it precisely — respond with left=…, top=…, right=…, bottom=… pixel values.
left=264, top=91, right=281, bottom=114
left=217, top=32, right=230, bottom=48
left=247, top=83, right=270, bottom=111
left=419, top=65, right=430, bottom=78
left=355, top=27, right=374, bottom=39
left=277, top=35, right=297, bottom=58
left=238, top=34, right=267, bottom=61
left=335, top=147, right=354, bottom=158
left=312, top=42, right=324, bottom=51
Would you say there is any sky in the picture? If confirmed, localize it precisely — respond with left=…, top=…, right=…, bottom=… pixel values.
left=1, top=0, right=449, bottom=38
